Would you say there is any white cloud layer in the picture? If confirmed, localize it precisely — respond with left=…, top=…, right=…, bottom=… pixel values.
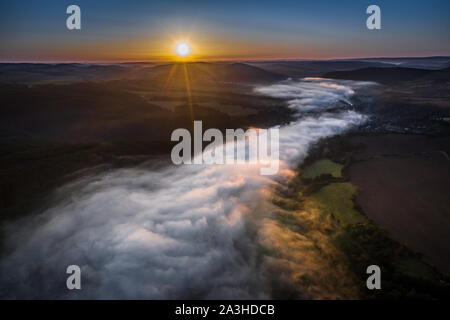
left=0, top=78, right=368, bottom=299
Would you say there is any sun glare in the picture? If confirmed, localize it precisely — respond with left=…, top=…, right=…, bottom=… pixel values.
left=175, top=42, right=191, bottom=58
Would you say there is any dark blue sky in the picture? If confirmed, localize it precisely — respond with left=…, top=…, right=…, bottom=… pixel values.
left=1, top=0, right=449, bottom=61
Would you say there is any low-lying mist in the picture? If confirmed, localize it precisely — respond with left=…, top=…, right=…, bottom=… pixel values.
left=0, top=79, right=370, bottom=299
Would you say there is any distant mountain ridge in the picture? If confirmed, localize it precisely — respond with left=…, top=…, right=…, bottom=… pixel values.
left=2, top=57, right=450, bottom=85
left=322, top=67, right=450, bottom=84
left=0, top=62, right=285, bottom=85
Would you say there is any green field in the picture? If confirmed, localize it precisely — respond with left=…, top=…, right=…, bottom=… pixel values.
left=312, top=182, right=367, bottom=227
left=302, top=159, right=343, bottom=179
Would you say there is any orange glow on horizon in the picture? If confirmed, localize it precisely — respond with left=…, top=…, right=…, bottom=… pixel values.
left=11, top=31, right=354, bottom=63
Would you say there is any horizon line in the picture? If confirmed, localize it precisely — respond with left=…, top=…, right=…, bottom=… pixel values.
left=1, top=55, right=449, bottom=64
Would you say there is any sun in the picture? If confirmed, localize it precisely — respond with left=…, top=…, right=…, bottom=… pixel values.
left=175, top=42, right=191, bottom=58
